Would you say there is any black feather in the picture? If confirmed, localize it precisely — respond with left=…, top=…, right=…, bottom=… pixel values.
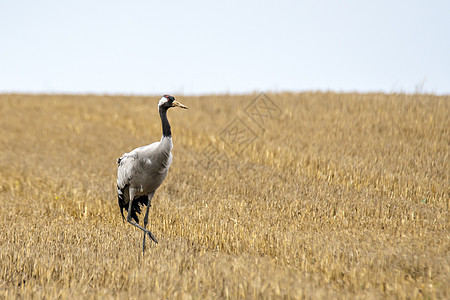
left=117, top=185, right=148, bottom=223
left=117, top=188, right=127, bottom=221
left=129, top=196, right=148, bottom=223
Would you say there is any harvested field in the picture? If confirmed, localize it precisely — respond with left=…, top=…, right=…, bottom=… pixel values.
left=0, top=92, right=448, bottom=298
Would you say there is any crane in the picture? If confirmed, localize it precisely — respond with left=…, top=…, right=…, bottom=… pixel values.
left=117, top=95, right=188, bottom=254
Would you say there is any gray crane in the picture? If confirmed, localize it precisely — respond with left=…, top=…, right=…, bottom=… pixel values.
left=117, top=95, right=188, bottom=254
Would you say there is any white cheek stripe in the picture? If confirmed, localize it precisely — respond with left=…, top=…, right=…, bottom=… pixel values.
left=158, top=97, right=168, bottom=107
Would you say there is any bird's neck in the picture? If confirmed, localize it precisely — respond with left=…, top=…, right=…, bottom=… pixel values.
left=159, top=107, right=171, bottom=137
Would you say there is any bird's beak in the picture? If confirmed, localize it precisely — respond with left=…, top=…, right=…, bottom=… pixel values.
left=172, top=100, right=188, bottom=109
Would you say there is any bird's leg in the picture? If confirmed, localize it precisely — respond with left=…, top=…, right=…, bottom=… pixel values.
left=142, top=192, right=155, bottom=254
left=126, top=190, right=158, bottom=247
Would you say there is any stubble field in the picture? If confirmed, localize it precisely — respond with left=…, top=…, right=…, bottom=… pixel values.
left=0, top=92, right=448, bottom=299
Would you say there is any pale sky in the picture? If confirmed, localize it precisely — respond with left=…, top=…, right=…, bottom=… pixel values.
left=0, top=0, right=449, bottom=95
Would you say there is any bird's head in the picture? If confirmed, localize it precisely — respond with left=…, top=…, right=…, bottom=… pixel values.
left=158, top=95, right=188, bottom=110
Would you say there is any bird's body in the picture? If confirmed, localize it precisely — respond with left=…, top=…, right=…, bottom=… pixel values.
left=116, top=95, right=187, bottom=253
left=117, top=138, right=172, bottom=205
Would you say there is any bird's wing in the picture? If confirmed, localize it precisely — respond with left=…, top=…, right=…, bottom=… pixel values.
left=117, top=152, right=138, bottom=190
left=116, top=141, right=160, bottom=188
left=135, top=141, right=160, bottom=159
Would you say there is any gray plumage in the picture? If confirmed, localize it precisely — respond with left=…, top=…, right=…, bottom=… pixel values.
left=116, top=95, right=187, bottom=253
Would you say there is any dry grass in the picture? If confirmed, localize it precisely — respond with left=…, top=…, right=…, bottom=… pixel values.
left=0, top=92, right=448, bottom=299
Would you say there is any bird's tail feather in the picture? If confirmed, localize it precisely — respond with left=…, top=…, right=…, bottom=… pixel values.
left=117, top=186, right=128, bottom=221
left=118, top=188, right=147, bottom=223
left=129, top=196, right=148, bottom=223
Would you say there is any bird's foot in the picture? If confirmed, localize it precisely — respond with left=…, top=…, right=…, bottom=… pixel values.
left=142, top=230, right=158, bottom=255
left=146, top=230, right=158, bottom=244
